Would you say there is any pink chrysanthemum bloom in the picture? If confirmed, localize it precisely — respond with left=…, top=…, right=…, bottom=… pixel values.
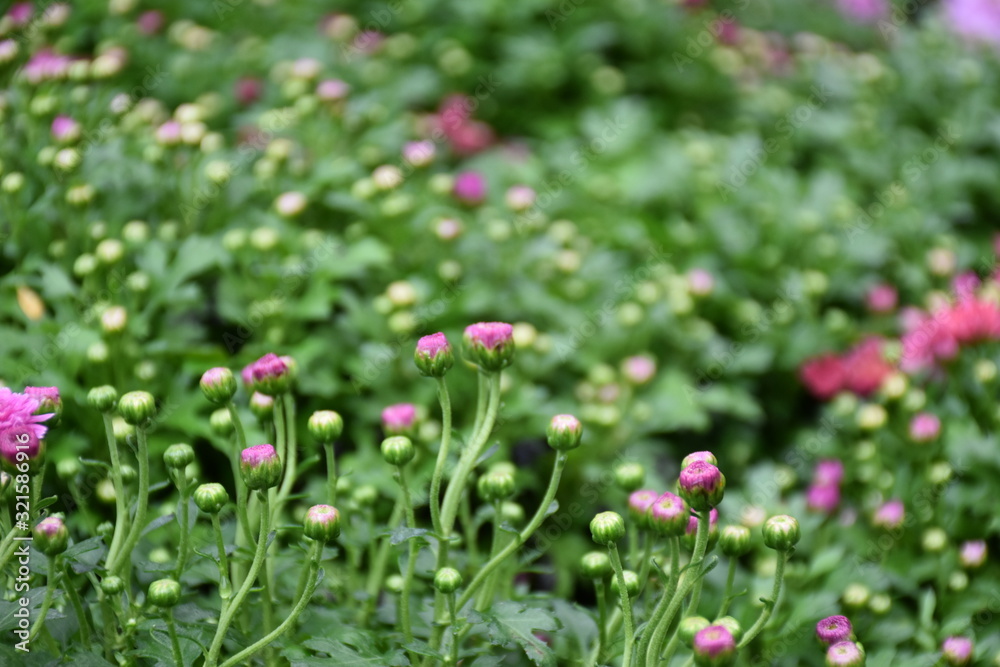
left=622, top=355, right=657, bottom=385
left=51, top=115, right=81, bottom=143
left=627, top=489, right=659, bottom=528
left=692, top=625, right=736, bottom=662
left=814, top=459, right=844, bottom=487
left=866, top=283, right=898, bottom=313
left=816, top=615, right=853, bottom=646
left=835, top=0, right=889, bottom=22
left=944, top=0, right=1000, bottom=47
left=806, top=484, right=841, bottom=514
left=941, top=636, right=974, bottom=665
left=453, top=171, right=487, bottom=205
left=382, top=403, right=417, bottom=435
left=959, top=540, right=987, bottom=568
left=800, top=354, right=847, bottom=400
left=242, top=353, right=292, bottom=395
left=842, top=337, right=894, bottom=396
left=0, top=388, right=53, bottom=466
left=873, top=499, right=905, bottom=530
left=909, top=413, right=941, bottom=443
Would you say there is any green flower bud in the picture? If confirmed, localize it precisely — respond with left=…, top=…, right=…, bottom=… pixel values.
left=33, top=516, right=69, bottom=556
left=590, top=511, right=626, bottom=546
left=193, top=483, right=229, bottom=514
left=546, top=414, right=583, bottom=452
left=118, top=391, right=157, bottom=426
left=308, top=410, right=344, bottom=442
left=580, top=551, right=612, bottom=580
left=501, top=501, right=525, bottom=525
left=96, top=479, right=116, bottom=504
left=200, top=367, right=237, bottom=405
left=56, top=458, right=81, bottom=481
left=381, top=436, right=415, bottom=467
left=87, top=385, right=118, bottom=412
left=385, top=574, right=404, bottom=594
left=679, top=616, right=711, bottom=644
left=720, top=525, right=752, bottom=557
left=112, top=417, right=133, bottom=445
left=147, top=579, right=181, bottom=607
left=352, top=484, right=378, bottom=507
left=96, top=521, right=114, bottom=543
left=714, top=616, right=743, bottom=643
left=842, top=583, right=870, bottom=609
left=477, top=468, right=516, bottom=502
left=249, top=392, right=275, bottom=420
left=303, top=504, right=341, bottom=542
left=101, top=576, right=125, bottom=595
left=239, top=444, right=282, bottom=490
left=414, top=332, right=454, bottom=377
left=610, top=570, right=640, bottom=598
left=614, top=462, right=645, bottom=492
left=210, top=408, right=234, bottom=436
left=868, top=593, right=891, bottom=615
left=120, top=464, right=137, bottom=485
left=434, top=567, right=463, bottom=594
left=762, top=515, right=800, bottom=552
left=164, top=443, right=195, bottom=470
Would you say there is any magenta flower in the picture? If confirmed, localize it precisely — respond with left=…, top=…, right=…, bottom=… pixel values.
left=382, top=403, right=416, bottom=435
left=687, top=268, right=715, bottom=296
left=0, top=388, right=53, bottom=466
left=51, top=115, right=80, bottom=143
left=239, top=444, right=282, bottom=489
left=681, top=451, right=717, bottom=468
left=24, top=386, right=61, bottom=417
left=648, top=492, right=689, bottom=536
left=622, top=355, right=656, bottom=385
left=464, top=322, right=515, bottom=371
left=7, top=3, right=33, bottom=26
left=827, top=641, right=865, bottom=666
left=316, top=79, right=350, bottom=102
left=137, top=10, right=165, bottom=35
left=814, top=459, right=844, bottom=487
left=242, top=353, right=292, bottom=395
left=959, top=540, right=987, bottom=568
left=866, top=283, right=898, bottom=313
left=942, top=636, right=973, bottom=665
left=816, top=615, right=853, bottom=646
left=678, top=460, right=725, bottom=510
left=800, top=354, right=847, bottom=400
left=417, top=332, right=450, bottom=357
left=628, top=489, right=659, bottom=528
left=873, top=499, right=905, bottom=530
left=235, top=77, right=263, bottom=106
left=453, top=171, right=487, bottom=205
left=402, top=140, right=435, bottom=166
left=807, top=484, right=841, bottom=514
left=692, top=625, right=736, bottom=662
left=909, top=413, right=941, bottom=443
left=944, top=0, right=1000, bottom=48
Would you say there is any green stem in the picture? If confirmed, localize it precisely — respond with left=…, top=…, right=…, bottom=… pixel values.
left=637, top=533, right=655, bottom=595
left=455, top=453, right=567, bottom=612
left=428, top=376, right=453, bottom=537
left=475, top=500, right=505, bottom=611
left=219, top=541, right=325, bottom=667
left=277, top=395, right=298, bottom=502
left=173, top=471, right=190, bottom=579
left=717, top=557, right=738, bottom=618
left=101, top=413, right=129, bottom=569
left=395, top=465, right=418, bottom=646
left=111, top=425, right=150, bottom=576
left=226, top=402, right=254, bottom=547
left=28, top=555, right=59, bottom=641
left=646, top=513, right=710, bottom=664
left=324, top=442, right=338, bottom=506
left=447, top=592, right=460, bottom=666
left=608, top=543, right=635, bottom=667
left=637, top=538, right=680, bottom=664
left=62, top=560, right=93, bottom=649
left=594, top=579, right=609, bottom=665
left=628, top=529, right=639, bottom=571
left=166, top=610, right=183, bottom=667
left=360, top=499, right=405, bottom=625
left=210, top=514, right=232, bottom=602
left=737, top=550, right=788, bottom=648
left=206, top=493, right=271, bottom=667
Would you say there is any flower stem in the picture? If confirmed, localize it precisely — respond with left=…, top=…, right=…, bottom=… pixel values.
left=62, top=560, right=92, bottom=649
left=359, top=498, right=405, bottom=626
left=447, top=592, right=460, bottom=666
left=206, top=492, right=271, bottom=667
left=111, top=425, right=150, bottom=576
left=428, top=376, right=453, bottom=537
left=608, top=542, right=635, bottom=667
left=594, top=579, right=609, bottom=665
left=394, top=465, right=418, bottom=647
left=324, top=442, right=338, bottom=506
left=637, top=538, right=680, bottom=663
left=474, top=500, right=505, bottom=611
left=717, top=557, right=738, bottom=618
left=738, top=550, right=788, bottom=648
left=646, top=512, right=710, bottom=664
left=28, top=554, right=59, bottom=641
left=173, top=470, right=190, bottom=579
left=210, top=514, right=232, bottom=602
left=166, top=609, right=183, bottom=667
left=219, top=541, right=324, bottom=667
left=101, top=413, right=129, bottom=570
left=225, top=401, right=254, bottom=546
left=277, top=395, right=298, bottom=502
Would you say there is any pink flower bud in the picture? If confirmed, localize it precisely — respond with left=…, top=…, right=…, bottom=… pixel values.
left=317, top=78, right=350, bottom=102
left=453, top=171, right=486, bottom=205
left=941, top=637, right=973, bottom=666
left=621, top=355, right=656, bottom=385
left=909, top=413, right=940, bottom=443
left=51, top=115, right=80, bottom=143
left=242, top=353, right=292, bottom=396
left=806, top=484, right=841, bottom=514
left=816, top=615, right=853, bottom=646
left=463, top=322, right=515, bottom=371
left=381, top=403, right=416, bottom=436
left=679, top=460, right=725, bottom=511
left=958, top=540, right=987, bottom=569
left=865, top=283, right=897, bottom=313
left=872, top=499, right=904, bottom=530
left=137, top=10, right=165, bottom=35
left=813, top=459, right=844, bottom=487
left=687, top=268, right=715, bottom=297
left=402, top=140, right=435, bottom=166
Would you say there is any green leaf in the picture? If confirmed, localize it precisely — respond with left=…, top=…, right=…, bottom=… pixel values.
left=468, top=600, right=559, bottom=666
left=389, top=527, right=432, bottom=546
left=34, top=495, right=59, bottom=512
left=64, top=537, right=107, bottom=573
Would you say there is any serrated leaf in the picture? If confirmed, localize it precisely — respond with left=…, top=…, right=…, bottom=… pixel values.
left=468, top=600, right=558, bottom=666
left=64, top=537, right=107, bottom=573
left=389, top=526, right=431, bottom=545
left=34, top=495, right=59, bottom=512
